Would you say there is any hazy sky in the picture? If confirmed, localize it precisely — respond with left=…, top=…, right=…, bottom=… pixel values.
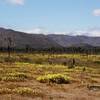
left=0, top=0, right=100, bottom=36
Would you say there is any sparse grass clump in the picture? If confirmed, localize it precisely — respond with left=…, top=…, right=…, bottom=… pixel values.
left=13, top=87, right=43, bottom=97
left=4, top=57, right=16, bottom=63
left=2, top=76, right=25, bottom=82
left=0, top=87, right=43, bottom=97
left=13, top=87, right=33, bottom=95
left=6, top=72, right=29, bottom=78
left=37, top=74, right=70, bottom=84
left=1, top=72, right=30, bottom=82
left=0, top=88, right=12, bottom=94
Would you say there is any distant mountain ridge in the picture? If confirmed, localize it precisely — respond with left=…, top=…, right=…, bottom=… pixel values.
left=0, top=27, right=100, bottom=49
left=0, top=27, right=60, bottom=49
left=48, top=34, right=100, bottom=47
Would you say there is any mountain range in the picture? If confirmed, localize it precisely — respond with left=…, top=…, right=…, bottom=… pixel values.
left=0, top=27, right=100, bottom=49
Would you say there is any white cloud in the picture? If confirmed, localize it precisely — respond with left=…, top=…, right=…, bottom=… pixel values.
left=24, top=28, right=70, bottom=35
left=93, top=9, right=100, bottom=16
left=20, top=27, right=100, bottom=37
left=54, top=32, right=67, bottom=35
left=73, top=28, right=100, bottom=37
left=23, top=27, right=50, bottom=34
left=7, top=0, right=25, bottom=5
left=49, top=27, right=100, bottom=37
left=87, top=27, right=100, bottom=36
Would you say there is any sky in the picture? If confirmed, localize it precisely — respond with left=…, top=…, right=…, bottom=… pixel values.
left=0, top=0, right=100, bottom=36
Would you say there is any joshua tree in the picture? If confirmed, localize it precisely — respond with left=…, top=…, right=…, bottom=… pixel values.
left=0, top=33, right=3, bottom=51
left=5, top=35, right=15, bottom=60
left=68, top=58, right=75, bottom=69
left=25, top=44, right=30, bottom=53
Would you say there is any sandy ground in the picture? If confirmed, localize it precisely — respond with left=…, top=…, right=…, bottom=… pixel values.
left=0, top=80, right=100, bottom=100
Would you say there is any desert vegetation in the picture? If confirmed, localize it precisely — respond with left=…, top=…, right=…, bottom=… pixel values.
left=0, top=52, right=99, bottom=100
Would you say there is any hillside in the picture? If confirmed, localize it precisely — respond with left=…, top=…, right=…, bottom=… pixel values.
left=0, top=28, right=60, bottom=49
left=48, top=35, right=100, bottom=47
left=0, top=27, right=100, bottom=49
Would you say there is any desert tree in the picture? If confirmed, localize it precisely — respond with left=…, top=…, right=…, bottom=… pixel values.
left=7, top=37, right=12, bottom=58
left=0, top=33, right=3, bottom=51
left=68, top=47, right=76, bottom=68
left=25, top=44, right=31, bottom=53
left=5, top=34, right=15, bottom=60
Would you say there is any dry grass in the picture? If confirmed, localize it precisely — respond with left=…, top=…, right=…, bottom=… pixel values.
left=0, top=52, right=99, bottom=100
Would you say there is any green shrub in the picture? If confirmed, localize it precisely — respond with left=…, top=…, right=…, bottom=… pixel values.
left=37, top=74, right=70, bottom=84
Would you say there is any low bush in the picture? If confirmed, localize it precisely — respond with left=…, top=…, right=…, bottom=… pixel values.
left=37, top=74, right=70, bottom=84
